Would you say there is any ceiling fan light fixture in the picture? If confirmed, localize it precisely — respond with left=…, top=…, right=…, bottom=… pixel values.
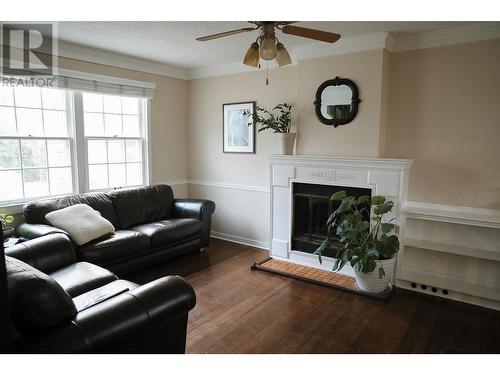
left=243, top=42, right=260, bottom=67
left=276, top=42, right=292, bottom=67
left=259, top=36, right=277, bottom=60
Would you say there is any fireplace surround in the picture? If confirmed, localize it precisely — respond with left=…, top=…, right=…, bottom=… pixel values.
left=269, top=155, right=413, bottom=282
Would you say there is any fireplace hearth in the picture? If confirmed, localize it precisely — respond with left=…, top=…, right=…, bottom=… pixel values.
left=292, top=182, right=371, bottom=257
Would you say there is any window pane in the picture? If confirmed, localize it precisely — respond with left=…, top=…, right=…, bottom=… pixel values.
left=104, top=114, right=122, bottom=136
left=0, top=139, right=21, bottom=169
left=108, top=163, right=126, bottom=188
left=87, top=140, right=107, bottom=164
left=47, top=140, right=71, bottom=167
left=42, top=89, right=66, bottom=110
left=108, top=140, right=125, bottom=163
left=43, top=110, right=68, bottom=137
left=103, top=95, right=122, bottom=113
left=14, top=87, right=42, bottom=108
left=0, top=87, right=14, bottom=106
left=123, top=115, right=140, bottom=137
left=122, top=97, right=139, bottom=114
left=126, top=163, right=143, bottom=186
left=125, top=140, right=142, bottom=162
left=0, top=107, right=17, bottom=136
left=84, top=113, right=104, bottom=136
left=49, top=167, right=72, bottom=195
left=17, top=108, right=44, bottom=136
left=21, top=140, right=47, bottom=168
left=23, top=168, right=49, bottom=198
left=0, top=170, right=23, bottom=200
left=89, top=164, right=108, bottom=190
left=83, top=93, right=103, bottom=112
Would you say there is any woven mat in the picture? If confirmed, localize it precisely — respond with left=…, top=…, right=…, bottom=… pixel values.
left=251, top=257, right=392, bottom=301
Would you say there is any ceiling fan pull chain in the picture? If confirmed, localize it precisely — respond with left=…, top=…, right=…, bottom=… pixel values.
left=266, top=60, right=269, bottom=86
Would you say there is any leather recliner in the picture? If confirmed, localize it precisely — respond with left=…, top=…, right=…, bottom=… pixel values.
left=15, top=184, right=216, bottom=275
left=5, top=233, right=196, bottom=353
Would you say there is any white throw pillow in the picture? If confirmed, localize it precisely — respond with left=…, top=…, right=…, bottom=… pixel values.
left=45, top=204, right=115, bottom=246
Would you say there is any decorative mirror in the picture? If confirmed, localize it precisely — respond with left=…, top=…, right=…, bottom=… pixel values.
left=314, top=77, right=360, bottom=127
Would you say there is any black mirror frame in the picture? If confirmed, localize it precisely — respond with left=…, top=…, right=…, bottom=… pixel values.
left=313, top=76, right=361, bottom=127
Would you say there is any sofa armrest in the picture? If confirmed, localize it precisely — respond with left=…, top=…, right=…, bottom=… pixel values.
left=173, top=199, right=215, bottom=247
left=5, top=233, right=76, bottom=274
left=16, top=222, right=68, bottom=240
left=20, top=276, right=196, bottom=353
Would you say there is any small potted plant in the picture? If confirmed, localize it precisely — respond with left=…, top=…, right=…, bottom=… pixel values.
left=1, top=208, right=15, bottom=239
left=314, top=191, right=400, bottom=293
left=247, top=103, right=295, bottom=155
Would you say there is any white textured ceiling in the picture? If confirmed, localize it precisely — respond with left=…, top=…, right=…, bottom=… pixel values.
left=55, top=21, right=471, bottom=70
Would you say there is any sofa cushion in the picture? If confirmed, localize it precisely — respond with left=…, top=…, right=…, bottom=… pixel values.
left=5, top=256, right=76, bottom=334
left=76, top=229, right=150, bottom=265
left=24, top=192, right=120, bottom=228
left=131, top=218, right=202, bottom=248
left=50, top=262, right=118, bottom=297
left=107, top=184, right=174, bottom=229
left=45, top=204, right=115, bottom=246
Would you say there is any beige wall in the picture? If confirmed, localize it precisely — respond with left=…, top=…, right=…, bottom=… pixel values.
left=57, top=56, right=190, bottom=197
left=187, top=66, right=297, bottom=243
left=297, top=49, right=386, bottom=157
left=385, top=38, right=500, bottom=209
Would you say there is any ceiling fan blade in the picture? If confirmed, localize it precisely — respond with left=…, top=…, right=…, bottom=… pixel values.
left=281, top=25, right=341, bottom=43
left=276, top=21, right=297, bottom=25
left=196, top=27, right=256, bottom=41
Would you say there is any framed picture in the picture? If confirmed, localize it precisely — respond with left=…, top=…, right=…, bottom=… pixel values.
left=223, top=101, right=256, bottom=154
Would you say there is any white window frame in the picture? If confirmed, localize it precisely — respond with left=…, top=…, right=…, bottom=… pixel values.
left=0, top=89, right=77, bottom=206
left=1, top=88, right=150, bottom=212
left=74, top=92, right=150, bottom=193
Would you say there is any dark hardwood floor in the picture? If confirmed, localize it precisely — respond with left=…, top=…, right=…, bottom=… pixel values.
left=130, top=239, right=500, bottom=354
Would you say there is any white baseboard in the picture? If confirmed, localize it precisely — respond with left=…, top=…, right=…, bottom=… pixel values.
left=211, top=231, right=270, bottom=250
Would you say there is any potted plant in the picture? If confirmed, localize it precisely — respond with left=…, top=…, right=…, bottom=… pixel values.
left=314, top=191, right=400, bottom=293
left=247, top=103, right=295, bottom=155
left=0, top=208, right=15, bottom=239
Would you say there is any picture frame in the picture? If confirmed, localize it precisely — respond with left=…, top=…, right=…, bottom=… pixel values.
left=223, top=101, right=256, bottom=154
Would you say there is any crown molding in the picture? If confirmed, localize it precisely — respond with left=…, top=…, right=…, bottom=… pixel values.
left=388, top=22, right=500, bottom=52
left=292, top=32, right=390, bottom=61
left=57, top=40, right=190, bottom=80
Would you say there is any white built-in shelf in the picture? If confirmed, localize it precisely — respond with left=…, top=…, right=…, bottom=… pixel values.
left=405, top=237, right=500, bottom=262
left=403, top=201, right=500, bottom=229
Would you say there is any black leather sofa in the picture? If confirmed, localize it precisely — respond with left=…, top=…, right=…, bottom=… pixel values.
left=16, top=184, right=216, bottom=275
left=4, top=233, right=196, bottom=353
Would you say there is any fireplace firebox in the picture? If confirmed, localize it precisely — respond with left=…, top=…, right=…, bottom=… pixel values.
left=292, top=182, right=371, bottom=258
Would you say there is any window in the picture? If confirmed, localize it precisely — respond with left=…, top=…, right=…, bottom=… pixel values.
left=0, top=85, right=149, bottom=205
left=82, top=93, right=145, bottom=190
left=0, top=86, right=73, bottom=202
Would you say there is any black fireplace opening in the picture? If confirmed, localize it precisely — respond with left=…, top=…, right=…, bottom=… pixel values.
left=292, top=182, right=372, bottom=258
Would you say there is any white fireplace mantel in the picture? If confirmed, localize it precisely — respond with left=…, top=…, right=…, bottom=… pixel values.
left=269, top=154, right=413, bottom=281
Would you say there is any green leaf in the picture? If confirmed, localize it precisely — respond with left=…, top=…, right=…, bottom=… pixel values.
left=373, top=201, right=394, bottom=215
left=381, top=223, right=395, bottom=234
left=357, top=195, right=370, bottom=206
left=331, top=190, right=347, bottom=201
left=5, top=215, right=14, bottom=224
left=371, top=196, right=386, bottom=205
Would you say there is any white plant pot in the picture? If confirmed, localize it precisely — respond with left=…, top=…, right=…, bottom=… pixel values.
left=276, top=132, right=296, bottom=155
left=354, top=257, right=397, bottom=293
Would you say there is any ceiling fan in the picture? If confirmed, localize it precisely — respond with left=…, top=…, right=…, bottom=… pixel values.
left=196, top=22, right=341, bottom=70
